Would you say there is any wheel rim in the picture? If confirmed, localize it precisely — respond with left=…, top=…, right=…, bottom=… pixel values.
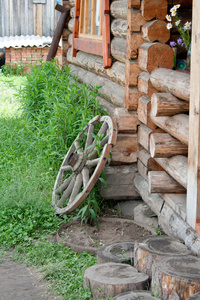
left=52, top=115, right=117, bottom=214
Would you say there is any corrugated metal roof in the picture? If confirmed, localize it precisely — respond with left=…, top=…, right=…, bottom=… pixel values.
left=0, top=35, right=57, bottom=49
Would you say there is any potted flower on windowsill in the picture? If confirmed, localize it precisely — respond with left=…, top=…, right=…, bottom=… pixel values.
left=166, top=4, right=191, bottom=71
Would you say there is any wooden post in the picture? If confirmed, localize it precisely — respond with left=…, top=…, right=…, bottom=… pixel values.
left=187, top=0, right=200, bottom=231
left=47, top=4, right=70, bottom=61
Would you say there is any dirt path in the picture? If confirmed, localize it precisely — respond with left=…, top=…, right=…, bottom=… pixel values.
left=0, top=257, right=57, bottom=300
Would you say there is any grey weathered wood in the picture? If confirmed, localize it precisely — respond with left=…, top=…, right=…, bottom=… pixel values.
left=111, top=37, right=127, bottom=63
left=69, top=64, right=125, bottom=107
left=99, top=164, right=140, bottom=200
left=67, top=47, right=125, bottom=86
left=113, top=291, right=158, bottom=300
left=110, top=0, right=127, bottom=20
left=111, top=19, right=127, bottom=38
left=0, top=0, right=60, bottom=37
left=68, top=18, right=74, bottom=32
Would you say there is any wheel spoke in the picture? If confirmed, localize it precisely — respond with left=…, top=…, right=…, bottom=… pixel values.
left=82, top=167, right=90, bottom=188
left=61, top=165, right=72, bottom=172
left=85, top=124, right=94, bottom=152
left=68, top=173, right=83, bottom=205
left=75, top=140, right=83, bottom=154
left=55, top=174, right=73, bottom=195
left=88, top=135, right=109, bottom=159
left=57, top=175, right=76, bottom=207
left=86, top=158, right=100, bottom=168
left=97, top=121, right=108, bottom=136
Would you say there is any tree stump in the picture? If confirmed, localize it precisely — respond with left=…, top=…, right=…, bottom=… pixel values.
left=187, top=292, right=200, bottom=299
left=83, top=262, right=149, bottom=299
left=134, top=236, right=191, bottom=278
left=97, top=241, right=135, bottom=265
left=152, top=255, right=200, bottom=300
left=113, top=290, right=158, bottom=299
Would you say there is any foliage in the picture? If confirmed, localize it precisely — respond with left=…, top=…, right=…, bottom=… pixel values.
left=13, top=241, right=96, bottom=299
left=166, top=4, right=191, bottom=51
left=2, top=61, right=28, bottom=76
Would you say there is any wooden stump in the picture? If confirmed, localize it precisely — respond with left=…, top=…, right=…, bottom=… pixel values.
left=113, top=290, right=158, bottom=299
left=83, top=262, right=149, bottom=299
left=187, top=292, right=200, bottom=299
left=152, top=255, right=200, bottom=300
left=134, top=236, right=191, bottom=278
left=97, top=241, right=135, bottom=265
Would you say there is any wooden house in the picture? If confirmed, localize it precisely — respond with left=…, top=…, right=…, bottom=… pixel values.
left=60, top=0, right=200, bottom=254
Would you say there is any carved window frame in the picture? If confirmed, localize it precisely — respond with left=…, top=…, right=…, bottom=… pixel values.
left=72, top=0, right=111, bottom=68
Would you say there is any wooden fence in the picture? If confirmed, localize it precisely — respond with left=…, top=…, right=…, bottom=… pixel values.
left=0, top=0, right=60, bottom=37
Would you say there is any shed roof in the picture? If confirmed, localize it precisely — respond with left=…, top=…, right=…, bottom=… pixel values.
left=0, top=35, right=56, bottom=49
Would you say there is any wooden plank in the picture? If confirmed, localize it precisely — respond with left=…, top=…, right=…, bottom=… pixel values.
left=72, top=0, right=81, bottom=56
left=10, top=0, right=14, bottom=36
left=36, top=4, right=43, bottom=36
left=91, top=0, right=96, bottom=35
left=25, top=0, right=29, bottom=35
left=187, top=0, right=200, bottom=230
left=74, top=38, right=103, bottom=56
left=5, top=0, right=9, bottom=36
left=28, top=0, right=33, bottom=35
left=79, top=0, right=84, bottom=33
left=99, top=0, right=102, bottom=35
left=84, top=0, right=89, bottom=33
left=102, top=0, right=111, bottom=68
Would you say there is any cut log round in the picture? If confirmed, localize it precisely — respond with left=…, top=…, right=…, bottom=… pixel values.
left=141, top=0, right=168, bottom=20
left=83, top=262, right=149, bottom=299
left=113, top=291, right=158, bottom=299
left=134, top=235, right=191, bottom=279
left=110, top=0, right=127, bottom=20
left=152, top=255, right=200, bottom=299
left=97, top=241, right=135, bottom=265
left=150, top=133, right=188, bottom=158
left=111, top=19, right=127, bottom=38
left=188, top=292, right=200, bottom=299
left=142, top=20, right=170, bottom=43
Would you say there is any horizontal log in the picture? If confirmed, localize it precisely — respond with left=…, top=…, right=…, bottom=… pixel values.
left=124, top=86, right=141, bottom=111
left=137, top=96, right=157, bottom=129
left=68, top=0, right=75, bottom=6
left=111, top=133, right=138, bottom=164
left=162, top=194, right=186, bottom=221
left=138, top=148, right=150, bottom=167
left=150, top=133, right=188, bottom=158
left=125, top=59, right=141, bottom=86
left=138, top=43, right=174, bottom=73
left=68, top=33, right=73, bottom=46
left=137, top=159, right=148, bottom=181
left=150, top=68, right=190, bottom=101
left=150, top=113, right=189, bottom=144
left=141, top=0, right=167, bottom=21
left=127, top=9, right=147, bottom=32
left=98, top=97, right=117, bottom=117
left=68, top=18, right=74, bottom=32
left=62, top=28, right=71, bottom=41
left=111, top=19, right=127, bottom=38
left=67, top=47, right=125, bottom=86
left=111, top=38, right=126, bottom=63
left=110, top=0, right=127, bottom=20
left=114, top=108, right=138, bottom=133
left=69, top=64, right=124, bottom=107
left=148, top=171, right=186, bottom=194
left=126, top=30, right=145, bottom=59
left=138, top=148, right=164, bottom=173
left=155, top=156, right=188, bottom=188
left=70, top=6, right=74, bottom=18
left=151, top=93, right=189, bottom=117
left=99, top=164, right=140, bottom=200
left=138, top=72, right=157, bottom=98
left=134, top=173, right=164, bottom=216
left=142, top=20, right=170, bottom=43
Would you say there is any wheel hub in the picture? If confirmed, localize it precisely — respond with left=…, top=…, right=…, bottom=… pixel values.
left=67, top=152, right=87, bottom=174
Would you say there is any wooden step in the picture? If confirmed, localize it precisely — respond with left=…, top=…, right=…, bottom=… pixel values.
left=152, top=255, right=200, bottom=299
left=134, top=235, right=191, bottom=278
left=113, top=290, right=158, bottom=299
left=97, top=241, right=135, bottom=265
left=83, top=262, right=149, bottom=299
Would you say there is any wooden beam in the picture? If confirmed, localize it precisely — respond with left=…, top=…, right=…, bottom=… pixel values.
left=187, top=0, right=200, bottom=230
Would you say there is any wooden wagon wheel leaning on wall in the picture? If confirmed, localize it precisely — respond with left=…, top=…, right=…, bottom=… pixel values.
left=52, top=115, right=118, bottom=214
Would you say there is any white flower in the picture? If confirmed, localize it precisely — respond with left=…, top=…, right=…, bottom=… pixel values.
left=170, top=7, right=177, bottom=13
left=174, top=4, right=181, bottom=9
left=183, top=21, right=191, bottom=30
left=175, top=20, right=181, bottom=26
left=166, top=14, right=172, bottom=22
left=167, top=23, right=173, bottom=30
left=171, top=11, right=177, bottom=17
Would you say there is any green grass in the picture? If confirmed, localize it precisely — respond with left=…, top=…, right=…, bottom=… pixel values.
left=0, top=61, right=106, bottom=299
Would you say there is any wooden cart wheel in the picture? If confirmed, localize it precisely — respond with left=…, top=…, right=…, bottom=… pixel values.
left=52, top=115, right=117, bottom=214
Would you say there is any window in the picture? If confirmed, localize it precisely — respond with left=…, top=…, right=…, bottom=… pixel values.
left=72, top=0, right=111, bottom=68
